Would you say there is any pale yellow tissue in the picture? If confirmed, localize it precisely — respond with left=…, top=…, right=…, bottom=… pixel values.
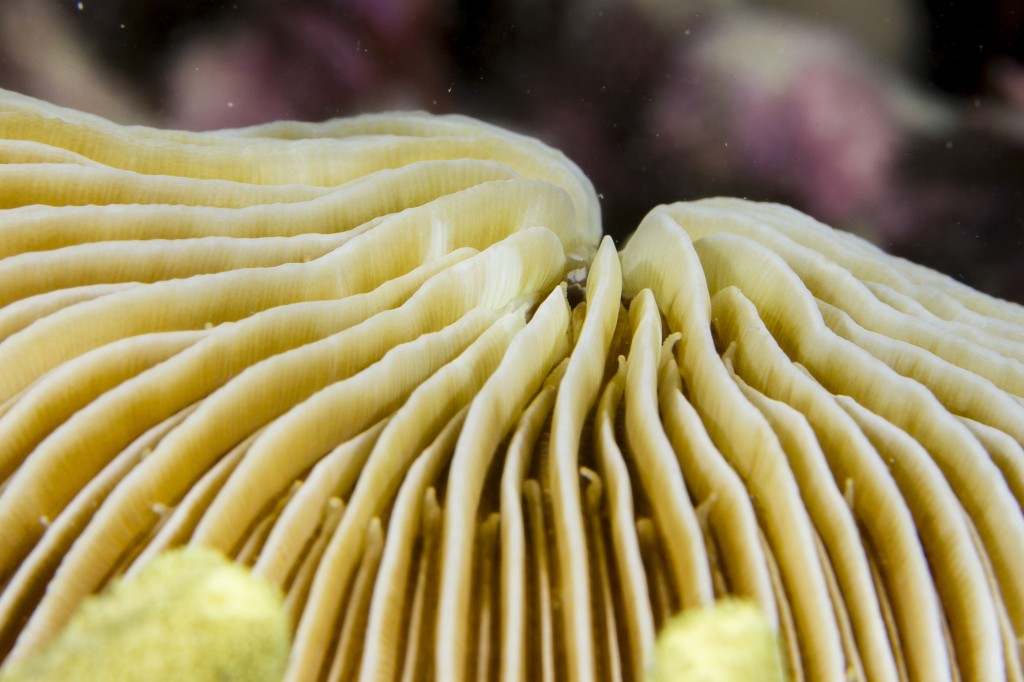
left=647, top=600, right=788, bottom=682
left=0, top=548, right=289, bottom=682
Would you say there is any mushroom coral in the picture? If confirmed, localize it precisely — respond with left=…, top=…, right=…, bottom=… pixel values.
left=0, top=87, right=1023, bottom=681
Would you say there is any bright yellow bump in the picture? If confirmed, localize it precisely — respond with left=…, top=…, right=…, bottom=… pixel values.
left=647, top=600, right=788, bottom=682
left=0, top=548, right=289, bottom=682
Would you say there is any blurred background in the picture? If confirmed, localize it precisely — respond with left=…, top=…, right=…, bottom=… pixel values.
left=1, top=0, right=1022, bottom=303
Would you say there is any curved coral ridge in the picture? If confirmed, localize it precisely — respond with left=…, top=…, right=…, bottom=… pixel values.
left=1, top=88, right=1023, bottom=681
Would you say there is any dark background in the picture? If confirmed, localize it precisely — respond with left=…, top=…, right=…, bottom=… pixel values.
left=2, top=0, right=1022, bottom=302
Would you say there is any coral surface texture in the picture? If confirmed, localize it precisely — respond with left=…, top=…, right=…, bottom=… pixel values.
left=1, top=88, right=1023, bottom=682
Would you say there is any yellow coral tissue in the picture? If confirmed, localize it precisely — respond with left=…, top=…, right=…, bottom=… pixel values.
left=0, top=548, right=289, bottom=682
left=1, top=87, right=1023, bottom=681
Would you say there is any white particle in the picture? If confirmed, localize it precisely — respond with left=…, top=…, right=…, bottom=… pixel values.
left=227, top=101, right=234, bottom=108
left=76, top=1, right=84, bottom=9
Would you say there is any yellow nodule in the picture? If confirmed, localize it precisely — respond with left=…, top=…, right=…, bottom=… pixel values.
left=1, top=548, right=289, bottom=682
left=647, top=600, right=788, bottom=682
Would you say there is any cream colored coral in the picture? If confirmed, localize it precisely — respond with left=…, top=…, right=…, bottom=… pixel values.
left=1, top=87, right=1023, bottom=682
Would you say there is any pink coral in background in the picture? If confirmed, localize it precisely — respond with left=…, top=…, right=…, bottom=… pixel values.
left=164, top=1, right=444, bottom=130
left=649, top=13, right=902, bottom=234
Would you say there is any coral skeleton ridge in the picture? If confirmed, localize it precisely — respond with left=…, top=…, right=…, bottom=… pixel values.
left=0, top=87, right=1022, bottom=681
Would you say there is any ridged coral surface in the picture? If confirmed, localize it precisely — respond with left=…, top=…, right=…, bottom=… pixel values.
left=1, top=88, right=1023, bottom=681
